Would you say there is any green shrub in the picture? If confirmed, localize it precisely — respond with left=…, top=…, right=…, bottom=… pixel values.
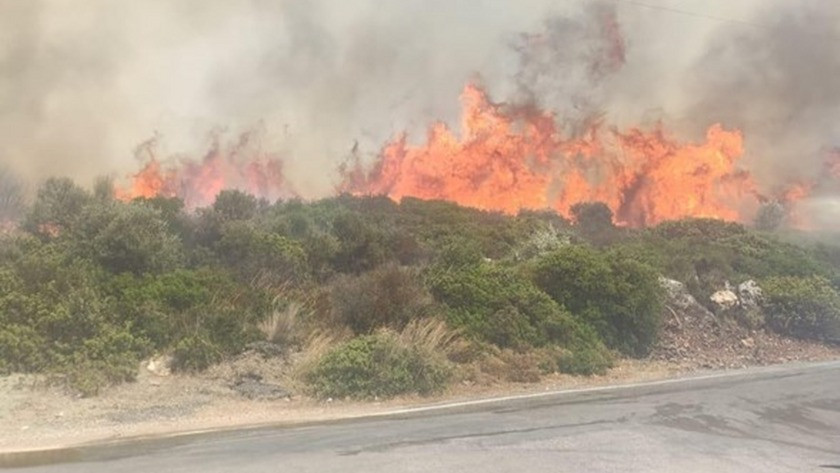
left=331, top=212, right=393, bottom=273
left=533, top=246, right=663, bottom=357
left=171, top=333, right=224, bottom=372
left=215, top=221, right=307, bottom=285
left=64, top=329, right=148, bottom=396
left=762, top=276, right=840, bottom=341
left=556, top=343, right=613, bottom=376
left=305, top=331, right=451, bottom=399
left=23, top=178, right=91, bottom=236
left=70, top=201, right=183, bottom=275
left=429, top=261, right=610, bottom=364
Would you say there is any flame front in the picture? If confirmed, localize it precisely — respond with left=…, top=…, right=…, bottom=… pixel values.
left=342, top=84, right=758, bottom=226
left=117, top=84, right=829, bottom=227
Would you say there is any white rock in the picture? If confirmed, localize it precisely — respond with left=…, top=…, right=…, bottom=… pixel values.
left=146, top=355, right=173, bottom=377
left=738, top=280, right=763, bottom=308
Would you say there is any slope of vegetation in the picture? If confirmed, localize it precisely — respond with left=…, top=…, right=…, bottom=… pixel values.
left=1, top=180, right=839, bottom=397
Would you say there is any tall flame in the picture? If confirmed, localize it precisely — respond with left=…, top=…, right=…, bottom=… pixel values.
left=342, top=83, right=758, bottom=227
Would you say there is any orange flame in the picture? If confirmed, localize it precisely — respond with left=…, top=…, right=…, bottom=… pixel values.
left=116, top=134, right=296, bottom=209
left=342, top=83, right=759, bottom=227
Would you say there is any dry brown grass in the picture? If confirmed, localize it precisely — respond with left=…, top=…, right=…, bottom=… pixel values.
left=395, top=318, right=464, bottom=357
left=259, top=303, right=299, bottom=345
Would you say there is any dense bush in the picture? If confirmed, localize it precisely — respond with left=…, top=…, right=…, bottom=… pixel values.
left=330, top=264, right=434, bottom=334
left=0, top=241, right=151, bottom=394
left=70, top=202, right=184, bottom=275
left=304, top=331, right=451, bottom=399
left=429, top=261, right=610, bottom=363
left=215, top=220, right=307, bottom=286
left=533, top=246, right=663, bottom=357
left=23, top=178, right=91, bottom=236
left=609, top=218, right=836, bottom=307
left=762, top=276, right=840, bottom=341
left=570, top=201, right=617, bottom=246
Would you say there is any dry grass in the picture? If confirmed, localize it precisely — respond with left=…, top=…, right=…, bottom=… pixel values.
left=258, top=301, right=305, bottom=346
left=396, top=317, right=464, bottom=357
left=289, top=327, right=353, bottom=387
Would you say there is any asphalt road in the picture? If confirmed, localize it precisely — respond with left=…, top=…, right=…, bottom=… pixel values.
left=4, top=361, right=840, bottom=473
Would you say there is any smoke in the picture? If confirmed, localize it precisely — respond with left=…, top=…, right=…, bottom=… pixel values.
left=1, top=0, right=838, bottom=221
left=685, top=0, right=840, bottom=194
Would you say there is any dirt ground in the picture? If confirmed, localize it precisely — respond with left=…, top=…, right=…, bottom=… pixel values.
left=2, top=335, right=839, bottom=454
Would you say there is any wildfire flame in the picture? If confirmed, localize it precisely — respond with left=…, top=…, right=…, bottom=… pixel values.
left=341, top=83, right=759, bottom=227
left=116, top=84, right=830, bottom=228
left=115, top=132, right=296, bottom=209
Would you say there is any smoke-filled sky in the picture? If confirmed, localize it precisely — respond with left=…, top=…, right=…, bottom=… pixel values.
left=1, top=0, right=838, bottom=205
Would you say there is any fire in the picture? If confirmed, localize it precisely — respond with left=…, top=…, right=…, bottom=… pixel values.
left=115, top=133, right=296, bottom=209
left=115, top=86, right=825, bottom=228
left=342, top=83, right=758, bottom=227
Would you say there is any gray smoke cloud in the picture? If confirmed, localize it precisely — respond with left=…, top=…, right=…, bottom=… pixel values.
left=1, top=0, right=837, bottom=220
left=686, top=0, right=840, bottom=194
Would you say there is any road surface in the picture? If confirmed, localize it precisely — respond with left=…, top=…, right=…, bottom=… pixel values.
left=3, top=361, right=840, bottom=472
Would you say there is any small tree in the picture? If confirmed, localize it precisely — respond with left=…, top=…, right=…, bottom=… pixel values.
left=212, top=190, right=258, bottom=221
left=570, top=201, right=615, bottom=245
left=24, top=178, right=91, bottom=236
left=0, top=166, right=25, bottom=222
left=754, top=201, right=786, bottom=232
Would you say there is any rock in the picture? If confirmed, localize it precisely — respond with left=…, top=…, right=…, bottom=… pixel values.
left=738, top=280, right=763, bottom=308
left=736, top=280, right=765, bottom=328
left=740, top=337, right=755, bottom=348
left=660, top=278, right=715, bottom=320
left=710, top=289, right=739, bottom=314
left=230, top=373, right=290, bottom=401
left=146, top=355, right=173, bottom=377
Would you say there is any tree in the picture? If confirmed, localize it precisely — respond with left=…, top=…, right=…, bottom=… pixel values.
left=0, top=166, right=25, bottom=222
left=754, top=201, right=786, bottom=232
left=72, top=201, right=183, bottom=275
left=212, top=190, right=258, bottom=221
left=570, top=201, right=615, bottom=245
left=24, top=178, right=91, bottom=236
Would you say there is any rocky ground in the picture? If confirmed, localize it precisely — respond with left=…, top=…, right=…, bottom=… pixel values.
left=2, top=278, right=839, bottom=454
left=651, top=278, right=840, bottom=370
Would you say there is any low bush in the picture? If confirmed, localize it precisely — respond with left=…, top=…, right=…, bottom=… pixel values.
left=304, top=329, right=451, bottom=399
left=171, top=333, right=224, bottom=372
left=762, top=276, right=840, bottom=341
left=556, top=343, right=613, bottom=376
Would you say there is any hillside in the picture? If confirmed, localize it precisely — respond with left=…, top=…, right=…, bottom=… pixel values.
left=2, top=179, right=840, bottom=400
